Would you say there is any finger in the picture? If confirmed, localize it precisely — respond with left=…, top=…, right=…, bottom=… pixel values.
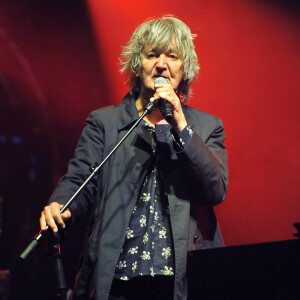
left=155, top=85, right=176, bottom=95
left=155, top=86, right=171, bottom=93
left=40, top=211, right=47, bottom=231
left=61, top=209, right=72, bottom=221
left=43, top=206, right=59, bottom=232
left=154, top=92, right=175, bottom=103
left=154, top=88, right=172, bottom=98
left=51, top=205, right=66, bottom=230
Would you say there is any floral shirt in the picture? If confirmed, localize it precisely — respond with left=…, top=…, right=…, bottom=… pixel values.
left=114, top=122, right=193, bottom=281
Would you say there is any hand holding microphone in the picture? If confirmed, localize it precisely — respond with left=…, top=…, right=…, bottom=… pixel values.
left=154, top=77, right=174, bottom=123
left=153, top=76, right=188, bottom=133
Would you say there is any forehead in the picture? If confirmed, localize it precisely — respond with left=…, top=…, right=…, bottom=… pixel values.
left=143, top=37, right=180, bottom=54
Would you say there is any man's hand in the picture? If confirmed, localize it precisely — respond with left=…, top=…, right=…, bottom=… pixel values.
left=151, top=82, right=188, bottom=133
left=40, top=202, right=71, bottom=233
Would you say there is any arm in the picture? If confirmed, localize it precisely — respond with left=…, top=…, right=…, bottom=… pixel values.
left=154, top=82, right=228, bottom=206
left=175, top=117, right=228, bottom=206
left=40, top=111, right=105, bottom=232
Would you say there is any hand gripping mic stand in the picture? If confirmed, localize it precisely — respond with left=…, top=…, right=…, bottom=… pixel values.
left=19, top=100, right=159, bottom=298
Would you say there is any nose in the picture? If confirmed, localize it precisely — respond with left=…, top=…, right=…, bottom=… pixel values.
left=156, top=54, right=167, bottom=69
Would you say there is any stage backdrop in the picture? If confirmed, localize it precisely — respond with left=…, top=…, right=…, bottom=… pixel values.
left=0, top=0, right=299, bottom=298
left=87, top=0, right=300, bottom=245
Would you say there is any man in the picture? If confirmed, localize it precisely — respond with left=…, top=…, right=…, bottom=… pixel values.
left=40, top=16, right=228, bottom=300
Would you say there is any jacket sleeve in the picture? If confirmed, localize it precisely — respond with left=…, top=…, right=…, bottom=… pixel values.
left=48, top=111, right=104, bottom=223
left=175, top=116, right=228, bottom=206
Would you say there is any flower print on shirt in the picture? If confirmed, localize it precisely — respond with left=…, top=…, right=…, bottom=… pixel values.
left=141, top=251, right=151, bottom=260
left=139, top=215, right=147, bottom=227
left=142, top=232, right=149, bottom=244
left=141, top=193, right=151, bottom=202
left=162, top=247, right=172, bottom=259
left=159, top=226, right=167, bottom=239
left=128, top=246, right=138, bottom=255
left=161, top=266, right=174, bottom=275
left=126, top=228, right=134, bottom=239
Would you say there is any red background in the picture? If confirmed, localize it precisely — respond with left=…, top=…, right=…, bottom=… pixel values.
left=0, top=1, right=300, bottom=297
left=87, top=0, right=300, bottom=246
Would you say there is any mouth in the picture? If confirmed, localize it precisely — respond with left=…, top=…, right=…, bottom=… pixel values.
left=153, top=75, right=168, bottom=78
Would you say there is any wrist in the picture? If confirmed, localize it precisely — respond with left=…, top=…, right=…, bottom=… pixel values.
left=174, top=121, right=188, bottom=134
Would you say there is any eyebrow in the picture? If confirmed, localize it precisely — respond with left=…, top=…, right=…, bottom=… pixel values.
left=146, top=46, right=178, bottom=54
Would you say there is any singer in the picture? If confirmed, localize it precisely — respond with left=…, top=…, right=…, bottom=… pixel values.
left=40, top=16, right=228, bottom=300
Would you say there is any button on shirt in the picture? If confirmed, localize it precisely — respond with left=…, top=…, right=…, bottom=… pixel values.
left=114, top=121, right=193, bottom=281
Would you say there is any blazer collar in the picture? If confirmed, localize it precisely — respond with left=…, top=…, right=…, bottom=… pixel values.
left=117, top=92, right=140, bottom=131
left=117, top=92, right=195, bottom=131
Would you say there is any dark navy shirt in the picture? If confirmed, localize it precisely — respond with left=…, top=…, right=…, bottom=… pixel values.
left=114, top=121, right=193, bottom=280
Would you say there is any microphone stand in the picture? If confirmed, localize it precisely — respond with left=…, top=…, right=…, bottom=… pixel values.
left=19, top=100, right=158, bottom=297
left=48, top=231, right=67, bottom=300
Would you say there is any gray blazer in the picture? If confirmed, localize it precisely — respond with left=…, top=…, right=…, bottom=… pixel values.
left=49, top=93, right=228, bottom=299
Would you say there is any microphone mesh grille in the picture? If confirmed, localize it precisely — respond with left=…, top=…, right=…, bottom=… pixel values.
left=154, top=77, right=168, bottom=85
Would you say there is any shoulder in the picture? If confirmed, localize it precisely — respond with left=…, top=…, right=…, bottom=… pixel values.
left=89, top=104, right=119, bottom=121
left=85, top=93, right=136, bottom=128
left=84, top=104, right=120, bottom=131
left=183, top=104, right=224, bottom=131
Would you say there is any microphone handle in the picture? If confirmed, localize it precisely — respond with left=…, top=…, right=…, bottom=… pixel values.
left=159, top=99, right=173, bottom=123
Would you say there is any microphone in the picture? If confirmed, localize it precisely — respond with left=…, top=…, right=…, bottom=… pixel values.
left=154, top=77, right=173, bottom=123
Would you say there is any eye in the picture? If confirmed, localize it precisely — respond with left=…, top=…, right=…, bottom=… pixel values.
left=168, top=53, right=178, bottom=59
left=147, top=53, right=156, bottom=58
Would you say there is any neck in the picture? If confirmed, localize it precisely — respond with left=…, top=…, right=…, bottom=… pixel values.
left=135, top=94, right=168, bottom=126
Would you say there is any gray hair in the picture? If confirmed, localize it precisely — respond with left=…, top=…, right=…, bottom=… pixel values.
left=120, top=16, right=200, bottom=102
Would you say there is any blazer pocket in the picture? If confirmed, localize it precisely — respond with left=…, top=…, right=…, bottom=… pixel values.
left=188, top=217, right=198, bottom=251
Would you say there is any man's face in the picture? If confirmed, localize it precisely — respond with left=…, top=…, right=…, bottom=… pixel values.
left=139, top=38, right=185, bottom=96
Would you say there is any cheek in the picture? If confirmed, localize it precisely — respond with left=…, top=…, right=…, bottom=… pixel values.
left=171, top=62, right=183, bottom=75
left=141, top=58, right=152, bottom=70
left=173, top=68, right=184, bottom=81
